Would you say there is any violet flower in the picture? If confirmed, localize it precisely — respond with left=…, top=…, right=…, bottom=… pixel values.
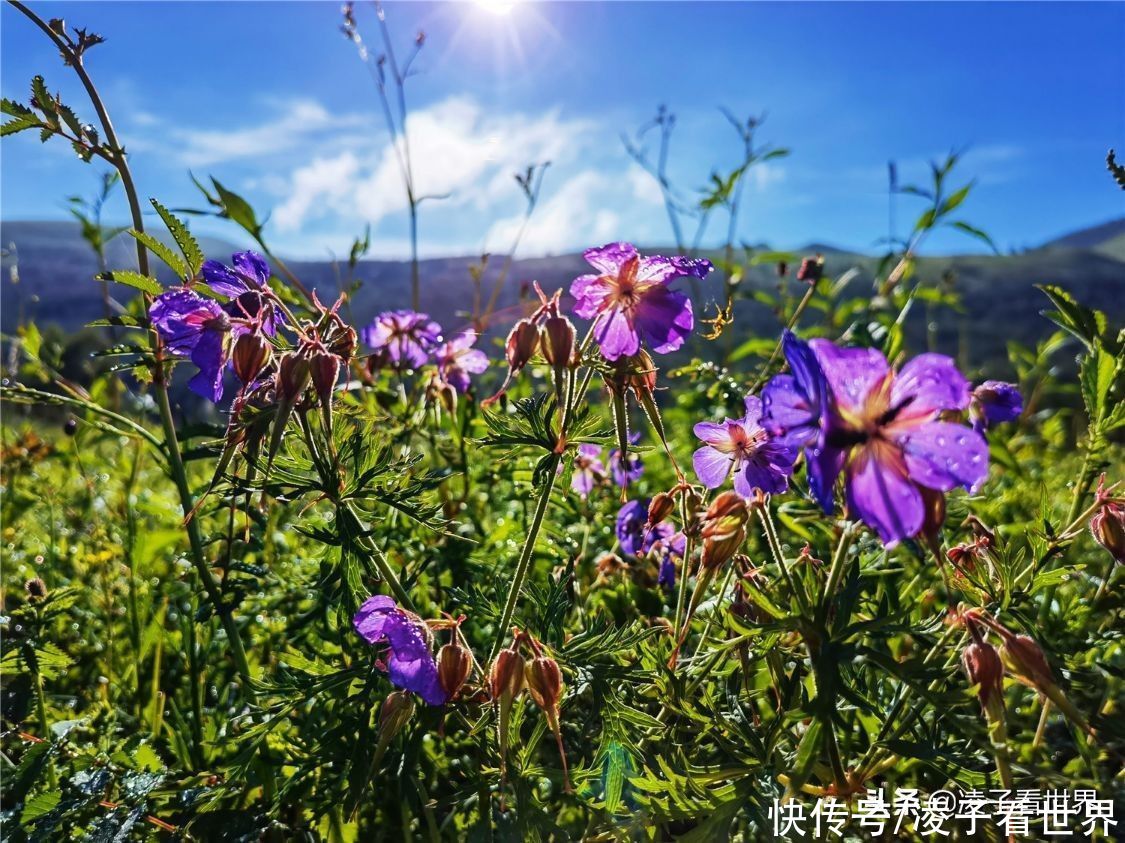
left=353, top=595, right=446, bottom=706
left=201, top=250, right=282, bottom=336
left=570, top=242, right=712, bottom=361
left=149, top=289, right=232, bottom=402
left=653, top=531, right=687, bottom=591
left=693, top=395, right=797, bottom=499
left=609, top=432, right=645, bottom=487
left=970, top=380, right=1022, bottom=433
left=571, top=444, right=607, bottom=498
left=434, top=330, right=489, bottom=393
left=763, top=332, right=990, bottom=546
left=615, top=498, right=675, bottom=557
left=363, top=310, right=442, bottom=369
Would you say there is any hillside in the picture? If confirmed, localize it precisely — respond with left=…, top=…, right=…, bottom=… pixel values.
left=2, top=218, right=1123, bottom=377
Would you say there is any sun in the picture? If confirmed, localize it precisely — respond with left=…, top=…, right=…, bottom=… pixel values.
left=474, top=0, right=517, bottom=16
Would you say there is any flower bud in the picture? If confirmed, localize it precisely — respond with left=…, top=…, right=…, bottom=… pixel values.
left=524, top=654, right=563, bottom=717
left=309, top=348, right=340, bottom=408
left=25, top=577, right=47, bottom=601
left=998, top=632, right=1055, bottom=692
left=647, top=492, right=675, bottom=530
left=232, top=332, right=272, bottom=384
left=437, top=641, right=472, bottom=700
left=540, top=314, right=576, bottom=370
left=505, top=319, right=540, bottom=373
left=378, top=690, right=415, bottom=743
left=1090, top=499, right=1125, bottom=566
left=919, top=485, right=946, bottom=543
left=489, top=647, right=525, bottom=703
left=701, top=491, right=749, bottom=539
left=277, top=349, right=312, bottom=403
left=961, top=639, right=1004, bottom=711
left=796, top=255, right=824, bottom=285
left=776, top=260, right=788, bottom=278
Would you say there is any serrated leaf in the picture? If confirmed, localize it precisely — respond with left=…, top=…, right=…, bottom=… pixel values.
left=20, top=790, right=60, bottom=823
left=150, top=198, right=203, bottom=276
left=99, top=270, right=162, bottom=296
left=129, top=230, right=189, bottom=279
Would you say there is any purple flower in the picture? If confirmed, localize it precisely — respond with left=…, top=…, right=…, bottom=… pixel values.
left=571, top=444, right=607, bottom=498
left=765, top=333, right=989, bottom=546
left=970, top=380, right=1022, bottom=433
left=353, top=595, right=446, bottom=706
left=693, top=395, right=797, bottom=499
left=615, top=498, right=675, bottom=557
left=653, top=531, right=686, bottom=591
left=202, top=250, right=283, bottom=337
left=149, top=289, right=232, bottom=402
left=434, top=330, right=489, bottom=393
left=609, top=432, right=645, bottom=487
left=570, top=242, right=712, bottom=361
left=363, top=310, right=442, bottom=369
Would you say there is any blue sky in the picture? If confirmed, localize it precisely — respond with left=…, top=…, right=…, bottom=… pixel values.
left=2, top=1, right=1122, bottom=259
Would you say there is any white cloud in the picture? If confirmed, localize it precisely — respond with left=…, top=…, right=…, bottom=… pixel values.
left=485, top=170, right=621, bottom=255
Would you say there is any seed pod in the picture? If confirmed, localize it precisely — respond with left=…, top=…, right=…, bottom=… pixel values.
left=525, top=654, right=563, bottom=718
left=647, top=492, right=675, bottom=530
left=540, top=314, right=576, bottom=370
left=378, top=690, right=415, bottom=743
left=796, top=255, right=824, bottom=284
left=232, top=332, right=272, bottom=384
left=277, top=349, right=312, bottom=403
left=961, top=639, right=1004, bottom=711
left=1090, top=499, right=1125, bottom=566
left=489, top=646, right=525, bottom=703
left=437, top=641, right=472, bottom=700
left=505, top=319, right=540, bottom=373
left=997, top=632, right=1055, bottom=692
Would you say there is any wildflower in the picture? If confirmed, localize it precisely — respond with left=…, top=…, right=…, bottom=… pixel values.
left=610, top=432, right=645, bottom=487
left=969, top=380, right=1022, bottom=433
left=202, top=250, right=283, bottom=336
left=571, top=444, right=607, bottom=498
left=763, top=332, right=989, bottom=546
left=693, top=395, right=796, bottom=499
left=615, top=498, right=675, bottom=557
left=1089, top=476, right=1124, bottom=565
left=652, top=532, right=686, bottom=591
left=362, top=310, right=442, bottom=370
left=149, top=289, right=232, bottom=401
left=796, top=255, right=824, bottom=284
left=570, top=242, right=712, bottom=361
left=433, top=330, right=489, bottom=393
left=353, top=595, right=446, bottom=706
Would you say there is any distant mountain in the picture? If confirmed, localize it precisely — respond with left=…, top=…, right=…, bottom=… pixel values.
left=2, top=218, right=1123, bottom=378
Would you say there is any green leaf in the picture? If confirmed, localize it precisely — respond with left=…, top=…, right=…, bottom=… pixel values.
left=130, top=230, right=189, bottom=279
left=150, top=198, right=203, bottom=276
left=99, top=270, right=162, bottom=296
left=948, top=220, right=998, bottom=253
left=21, top=790, right=61, bottom=823
left=210, top=176, right=263, bottom=238
left=30, top=76, right=55, bottom=121
left=937, top=182, right=972, bottom=217
left=1037, top=285, right=1106, bottom=351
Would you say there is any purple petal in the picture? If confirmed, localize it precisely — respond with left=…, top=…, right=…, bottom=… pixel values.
left=846, top=444, right=923, bottom=546
left=693, top=420, right=733, bottom=448
left=615, top=499, right=647, bottom=556
left=900, top=421, right=989, bottom=493
left=735, top=445, right=794, bottom=497
left=635, top=254, right=712, bottom=286
left=742, top=394, right=764, bottom=426
left=457, top=348, right=490, bottom=375
left=231, top=251, right=270, bottom=287
left=782, top=331, right=826, bottom=406
left=571, top=467, right=596, bottom=497
left=200, top=260, right=248, bottom=298
left=353, top=595, right=398, bottom=644
left=634, top=287, right=693, bottom=354
left=810, top=339, right=889, bottom=416
left=762, top=374, right=818, bottom=448
left=578, top=443, right=602, bottom=459
left=387, top=651, right=446, bottom=706
left=594, top=307, right=640, bottom=361
left=149, top=289, right=226, bottom=354
left=186, top=325, right=229, bottom=402
left=583, top=242, right=638, bottom=275
left=891, top=353, right=970, bottom=421
left=806, top=444, right=845, bottom=513
left=570, top=274, right=613, bottom=319
left=693, top=445, right=733, bottom=489
left=973, top=381, right=1022, bottom=430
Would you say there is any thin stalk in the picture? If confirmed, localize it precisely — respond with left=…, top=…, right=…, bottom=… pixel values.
left=489, top=455, right=560, bottom=661
left=757, top=506, right=809, bottom=616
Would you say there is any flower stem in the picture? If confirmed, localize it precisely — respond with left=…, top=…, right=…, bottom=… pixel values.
left=489, top=455, right=560, bottom=661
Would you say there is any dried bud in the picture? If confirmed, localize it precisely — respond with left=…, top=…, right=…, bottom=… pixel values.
left=776, top=260, right=788, bottom=278
left=961, top=639, right=1004, bottom=711
left=524, top=654, right=563, bottom=716
left=505, top=319, right=540, bottom=373
left=540, top=314, right=577, bottom=370
left=489, top=646, right=525, bottom=703
left=328, top=323, right=358, bottom=361
left=594, top=552, right=628, bottom=580
left=437, top=642, right=472, bottom=700
left=1090, top=499, right=1125, bottom=566
left=946, top=542, right=981, bottom=576
left=796, top=255, right=824, bottom=285
left=701, top=491, right=749, bottom=539
left=647, top=492, right=676, bottom=530
left=378, top=690, right=415, bottom=742
left=25, top=577, right=47, bottom=601
left=278, top=349, right=312, bottom=402
left=998, top=631, right=1055, bottom=692
left=310, top=349, right=341, bottom=407
left=232, top=332, right=272, bottom=384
